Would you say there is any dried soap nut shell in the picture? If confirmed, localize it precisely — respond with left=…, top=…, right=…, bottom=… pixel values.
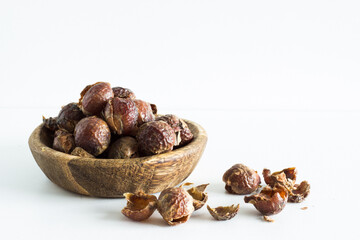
left=187, top=184, right=209, bottom=211
left=74, top=116, right=111, bottom=156
left=56, top=102, right=85, bottom=133
left=112, top=87, right=136, bottom=99
left=207, top=204, right=240, bottom=221
left=52, top=130, right=75, bottom=154
left=108, top=136, right=138, bottom=159
left=79, top=82, right=114, bottom=116
left=155, top=115, right=193, bottom=146
left=136, top=121, right=176, bottom=156
left=71, top=147, right=95, bottom=158
left=244, top=185, right=288, bottom=216
left=223, top=164, right=261, bottom=195
left=42, top=116, right=58, bottom=132
left=103, top=97, right=138, bottom=135
left=122, top=192, right=157, bottom=221
left=157, top=185, right=194, bottom=226
left=263, top=168, right=310, bottom=203
left=133, top=99, right=155, bottom=126
left=288, top=181, right=310, bottom=203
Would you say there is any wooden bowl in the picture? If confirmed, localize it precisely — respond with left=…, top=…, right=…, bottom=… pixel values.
left=28, top=120, right=207, bottom=198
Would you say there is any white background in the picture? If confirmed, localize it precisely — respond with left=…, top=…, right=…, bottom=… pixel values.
left=1, top=0, right=359, bottom=239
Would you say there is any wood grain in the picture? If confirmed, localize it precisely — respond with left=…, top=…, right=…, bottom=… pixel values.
left=28, top=120, right=207, bottom=198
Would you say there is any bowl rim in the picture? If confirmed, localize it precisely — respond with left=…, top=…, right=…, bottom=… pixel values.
left=29, top=119, right=207, bottom=164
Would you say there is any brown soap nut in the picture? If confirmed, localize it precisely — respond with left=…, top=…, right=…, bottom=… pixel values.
left=43, top=116, right=58, bottom=132
left=56, top=103, right=85, bottom=133
left=263, top=168, right=310, bottom=203
left=112, top=87, right=136, bottom=99
left=71, top=147, right=95, bottom=158
left=133, top=99, right=155, bottom=126
left=157, top=184, right=195, bottom=226
left=121, top=192, right=157, bottom=221
left=186, top=183, right=209, bottom=211
left=223, top=164, right=261, bottom=195
left=108, top=136, right=138, bottom=159
left=244, top=185, right=288, bottom=216
left=136, top=121, right=176, bottom=156
left=150, top=103, right=157, bottom=115
left=74, top=116, right=111, bottom=156
left=53, top=130, right=75, bottom=154
left=79, top=82, right=114, bottom=116
left=103, top=97, right=139, bottom=136
left=155, top=114, right=193, bottom=146
left=207, top=204, right=240, bottom=221
left=289, top=181, right=310, bottom=203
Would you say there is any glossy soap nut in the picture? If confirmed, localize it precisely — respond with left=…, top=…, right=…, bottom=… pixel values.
left=79, top=82, right=114, bottom=116
left=103, top=97, right=139, bottom=135
left=52, top=130, right=75, bottom=154
left=112, top=87, right=136, bottom=99
left=133, top=99, right=155, bottom=126
left=74, top=116, right=111, bottom=156
left=121, top=192, right=157, bottom=221
left=56, top=103, right=85, bottom=133
left=155, top=114, right=193, bottom=146
left=223, top=164, right=261, bottom=195
left=157, top=184, right=195, bottom=226
left=244, top=185, right=288, bottom=216
left=136, top=121, right=176, bottom=156
left=207, top=204, right=240, bottom=221
left=263, top=167, right=310, bottom=203
left=107, top=136, right=138, bottom=159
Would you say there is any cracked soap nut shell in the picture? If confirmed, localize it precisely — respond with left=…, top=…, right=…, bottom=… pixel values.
left=136, top=121, right=176, bottom=156
left=122, top=192, right=157, bottom=221
left=223, top=164, right=261, bottom=195
left=71, top=147, right=94, bottom=158
left=244, top=185, right=288, bottom=216
left=133, top=99, right=155, bottom=126
left=74, top=116, right=111, bottom=156
left=103, top=97, right=139, bottom=135
left=187, top=184, right=209, bottom=210
left=112, top=87, right=136, bottom=99
left=157, top=184, right=195, bottom=226
left=108, top=136, right=138, bottom=159
left=263, top=168, right=310, bottom=203
left=156, top=114, right=193, bottom=146
left=207, top=204, right=240, bottom=221
left=53, top=130, right=75, bottom=154
left=79, top=82, right=114, bottom=116
left=56, top=102, right=85, bottom=133
left=43, top=116, right=58, bottom=132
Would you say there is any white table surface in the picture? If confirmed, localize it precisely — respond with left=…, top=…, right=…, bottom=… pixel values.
left=1, top=0, right=359, bottom=239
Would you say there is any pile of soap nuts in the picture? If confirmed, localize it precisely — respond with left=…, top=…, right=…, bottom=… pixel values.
left=120, top=164, right=310, bottom=226
left=43, top=82, right=193, bottom=158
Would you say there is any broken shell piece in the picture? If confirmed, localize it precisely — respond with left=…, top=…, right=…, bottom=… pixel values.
left=207, top=204, right=240, bottom=221
left=288, top=181, right=310, bottom=203
left=263, top=167, right=297, bottom=187
left=157, top=185, right=194, bottom=226
left=71, top=147, right=95, bottom=158
left=263, top=168, right=310, bottom=203
left=244, top=185, right=288, bottom=216
left=263, top=215, right=275, bottom=222
left=121, top=192, right=157, bottom=221
left=187, top=184, right=209, bottom=210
